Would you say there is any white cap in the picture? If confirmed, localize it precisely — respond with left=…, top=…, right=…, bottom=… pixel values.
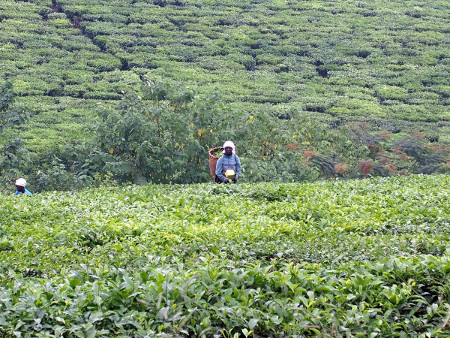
left=15, top=178, right=27, bottom=187
left=223, top=140, right=235, bottom=153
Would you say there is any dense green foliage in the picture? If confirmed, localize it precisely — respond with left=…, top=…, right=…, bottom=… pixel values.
left=0, top=2, right=448, bottom=335
left=0, top=0, right=449, bottom=188
left=0, top=175, right=449, bottom=336
left=1, top=80, right=448, bottom=191
left=1, top=0, right=448, bottom=121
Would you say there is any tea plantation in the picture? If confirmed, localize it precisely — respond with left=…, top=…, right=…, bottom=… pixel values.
left=0, top=1, right=449, bottom=334
left=0, top=0, right=449, bottom=158
left=1, top=1, right=449, bottom=189
left=0, top=175, right=449, bottom=336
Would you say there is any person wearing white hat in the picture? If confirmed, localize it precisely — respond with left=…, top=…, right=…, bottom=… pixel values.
left=215, top=140, right=241, bottom=184
left=15, top=178, right=32, bottom=195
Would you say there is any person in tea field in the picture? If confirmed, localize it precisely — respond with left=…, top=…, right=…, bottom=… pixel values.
left=14, top=178, right=32, bottom=195
left=215, top=140, right=241, bottom=184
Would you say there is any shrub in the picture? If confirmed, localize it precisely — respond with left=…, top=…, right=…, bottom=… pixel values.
left=0, top=138, right=30, bottom=182
left=0, top=80, right=28, bottom=132
left=89, top=81, right=224, bottom=184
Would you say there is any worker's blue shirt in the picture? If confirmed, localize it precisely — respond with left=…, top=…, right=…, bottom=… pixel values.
left=15, top=188, right=32, bottom=195
left=215, top=153, right=241, bottom=182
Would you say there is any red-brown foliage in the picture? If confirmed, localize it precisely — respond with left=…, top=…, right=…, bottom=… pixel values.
left=359, top=161, right=374, bottom=177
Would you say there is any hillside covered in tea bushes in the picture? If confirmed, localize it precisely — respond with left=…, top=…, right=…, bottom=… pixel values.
left=0, top=0, right=449, bottom=188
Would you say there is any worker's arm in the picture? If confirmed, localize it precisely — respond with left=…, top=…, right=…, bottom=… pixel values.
left=235, top=155, right=242, bottom=179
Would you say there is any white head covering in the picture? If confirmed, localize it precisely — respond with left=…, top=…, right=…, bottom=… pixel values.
left=15, top=178, right=27, bottom=187
left=223, top=140, right=235, bottom=154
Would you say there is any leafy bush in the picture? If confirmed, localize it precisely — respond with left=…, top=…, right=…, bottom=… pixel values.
left=0, top=138, right=30, bottom=182
left=90, top=81, right=225, bottom=184
left=0, top=175, right=448, bottom=336
left=0, top=80, right=28, bottom=132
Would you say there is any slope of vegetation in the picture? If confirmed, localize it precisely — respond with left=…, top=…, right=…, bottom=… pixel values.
left=0, top=175, right=449, bottom=336
left=0, top=0, right=449, bottom=153
left=1, top=79, right=448, bottom=191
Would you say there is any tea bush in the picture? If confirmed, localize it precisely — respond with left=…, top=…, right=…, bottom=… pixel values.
left=0, top=175, right=448, bottom=336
